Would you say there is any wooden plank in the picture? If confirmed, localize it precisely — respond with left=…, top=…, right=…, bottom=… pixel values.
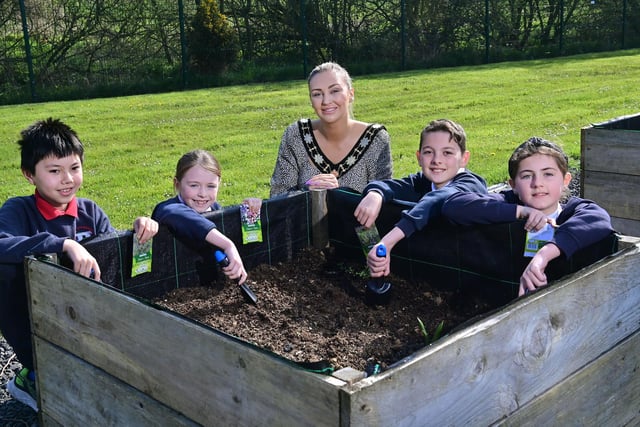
left=581, top=128, right=640, bottom=176
left=494, top=329, right=640, bottom=426
left=342, top=244, right=640, bottom=426
left=311, top=189, right=329, bottom=249
left=582, top=170, right=640, bottom=221
left=26, top=259, right=343, bottom=427
left=611, top=217, right=640, bottom=239
left=34, top=336, right=198, bottom=426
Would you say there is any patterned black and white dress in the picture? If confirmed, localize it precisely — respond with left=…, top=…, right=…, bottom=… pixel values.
left=270, top=118, right=392, bottom=197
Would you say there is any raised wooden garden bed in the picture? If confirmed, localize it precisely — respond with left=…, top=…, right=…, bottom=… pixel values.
left=581, top=112, right=640, bottom=237
left=25, top=189, right=640, bottom=425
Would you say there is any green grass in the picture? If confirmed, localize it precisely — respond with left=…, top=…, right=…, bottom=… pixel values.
left=1, top=49, right=639, bottom=230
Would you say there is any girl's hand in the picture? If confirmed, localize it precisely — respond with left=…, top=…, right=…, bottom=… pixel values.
left=133, top=216, right=159, bottom=244
left=305, top=173, right=339, bottom=190
left=221, top=244, right=248, bottom=285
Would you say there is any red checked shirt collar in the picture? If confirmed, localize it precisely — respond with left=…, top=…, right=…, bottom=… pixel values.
left=35, top=190, right=79, bottom=220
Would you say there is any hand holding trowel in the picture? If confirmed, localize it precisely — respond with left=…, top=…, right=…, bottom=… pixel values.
left=355, top=224, right=392, bottom=305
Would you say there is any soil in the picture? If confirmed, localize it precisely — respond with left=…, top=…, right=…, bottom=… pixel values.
left=154, top=246, right=501, bottom=373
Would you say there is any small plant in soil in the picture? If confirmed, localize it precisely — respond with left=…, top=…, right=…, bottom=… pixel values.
left=417, top=318, right=445, bottom=345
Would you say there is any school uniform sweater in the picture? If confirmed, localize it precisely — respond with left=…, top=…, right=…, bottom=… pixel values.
left=363, top=170, right=488, bottom=238
left=441, top=190, right=615, bottom=258
left=0, top=193, right=114, bottom=370
left=151, top=196, right=221, bottom=248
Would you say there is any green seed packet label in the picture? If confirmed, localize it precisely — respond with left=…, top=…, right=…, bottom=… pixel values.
left=132, top=235, right=152, bottom=277
left=355, top=224, right=381, bottom=258
left=241, top=203, right=263, bottom=244
left=524, top=225, right=555, bottom=257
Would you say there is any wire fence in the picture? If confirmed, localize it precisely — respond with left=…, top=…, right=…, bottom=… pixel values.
left=1, top=0, right=638, bottom=105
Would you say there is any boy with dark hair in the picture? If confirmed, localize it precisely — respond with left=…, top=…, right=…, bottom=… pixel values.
left=354, top=118, right=487, bottom=277
left=0, top=117, right=158, bottom=411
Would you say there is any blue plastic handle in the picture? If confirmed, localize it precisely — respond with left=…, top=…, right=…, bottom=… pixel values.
left=376, top=243, right=387, bottom=257
left=215, top=250, right=230, bottom=266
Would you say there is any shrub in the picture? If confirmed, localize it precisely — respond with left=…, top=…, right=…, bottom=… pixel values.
left=188, top=0, right=239, bottom=75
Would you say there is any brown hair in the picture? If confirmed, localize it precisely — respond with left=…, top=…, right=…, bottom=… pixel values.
left=175, top=149, right=221, bottom=181
left=508, top=136, right=569, bottom=180
left=420, top=119, right=467, bottom=152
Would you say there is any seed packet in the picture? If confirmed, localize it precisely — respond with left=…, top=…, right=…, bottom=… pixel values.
left=355, top=224, right=381, bottom=258
left=131, top=235, right=153, bottom=277
left=523, top=225, right=555, bottom=257
left=241, top=202, right=263, bottom=244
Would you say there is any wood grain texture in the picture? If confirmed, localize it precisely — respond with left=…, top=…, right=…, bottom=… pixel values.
left=343, top=244, right=640, bottom=426
left=27, top=259, right=342, bottom=427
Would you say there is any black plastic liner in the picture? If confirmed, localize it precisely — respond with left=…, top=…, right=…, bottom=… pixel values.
left=327, top=188, right=619, bottom=303
left=74, top=188, right=618, bottom=304
left=76, top=191, right=312, bottom=299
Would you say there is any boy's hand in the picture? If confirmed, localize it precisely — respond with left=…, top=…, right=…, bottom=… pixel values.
left=367, top=243, right=390, bottom=277
left=517, top=206, right=548, bottom=232
left=354, top=192, right=383, bottom=228
left=518, top=243, right=561, bottom=296
left=133, top=216, right=159, bottom=244
left=63, top=239, right=101, bottom=281
left=305, top=173, right=339, bottom=190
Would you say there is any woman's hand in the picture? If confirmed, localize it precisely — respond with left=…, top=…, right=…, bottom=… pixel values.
left=242, top=197, right=263, bottom=217
left=305, top=173, right=339, bottom=190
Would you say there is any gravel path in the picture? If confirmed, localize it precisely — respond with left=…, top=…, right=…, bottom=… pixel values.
left=1, top=336, right=38, bottom=426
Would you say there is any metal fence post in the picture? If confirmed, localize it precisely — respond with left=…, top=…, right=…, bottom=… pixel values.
left=178, top=0, right=188, bottom=88
left=18, top=0, right=36, bottom=102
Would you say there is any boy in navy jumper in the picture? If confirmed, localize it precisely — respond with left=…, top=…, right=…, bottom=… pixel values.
left=442, top=136, right=615, bottom=296
left=354, top=118, right=487, bottom=278
left=0, top=118, right=158, bottom=411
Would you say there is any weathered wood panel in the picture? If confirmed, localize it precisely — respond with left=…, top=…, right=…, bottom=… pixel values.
left=27, top=259, right=343, bottom=427
left=580, top=128, right=640, bottom=176
left=342, top=244, right=640, bottom=426
left=580, top=115, right=640, bottom=237
left=494, top=329, right=640, bottom=426
left=611, top=217, right=640, bottom=239
left=581, top=170, right=640, bottom=222
left=35, top=337, right=198, bottom=426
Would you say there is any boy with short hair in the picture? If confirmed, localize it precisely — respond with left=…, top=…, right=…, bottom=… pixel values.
left=441, top=136, right=615, bottom=296
left=354, top=118, right=487, bottom=277
left=0, top=117, right=158, bottom=411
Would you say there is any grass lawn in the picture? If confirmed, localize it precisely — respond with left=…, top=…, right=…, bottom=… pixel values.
left=1, top=49, right=639, bottom=229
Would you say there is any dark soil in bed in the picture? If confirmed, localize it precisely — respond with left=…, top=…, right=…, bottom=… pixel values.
left=154, top=246, right=502, bottom=372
